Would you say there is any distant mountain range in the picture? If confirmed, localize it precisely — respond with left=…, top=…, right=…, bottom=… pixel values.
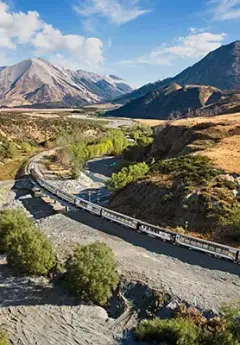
left=109, top=41, right=240, bottom=119
left=0, top=58, right=132, bottom=107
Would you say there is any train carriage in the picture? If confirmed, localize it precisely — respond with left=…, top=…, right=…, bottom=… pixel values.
left=175, top=234, right=238, bottom=262
left=138, top=222, right=176, bottom=242
left=101, top=208, right=138, bottom=229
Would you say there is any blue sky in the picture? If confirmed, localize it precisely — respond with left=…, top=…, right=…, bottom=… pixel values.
left=0, top=0, right=240, bottom=87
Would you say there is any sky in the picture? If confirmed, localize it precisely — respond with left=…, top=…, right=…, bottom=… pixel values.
left=0, top=0, right=239, bottom=88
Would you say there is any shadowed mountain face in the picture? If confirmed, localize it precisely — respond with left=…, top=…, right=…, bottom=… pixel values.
left=115, top=41, right=240, bottom=106
left=109, top=84, right=230, bottom=119
left=0, top=58, right=132, bottom=108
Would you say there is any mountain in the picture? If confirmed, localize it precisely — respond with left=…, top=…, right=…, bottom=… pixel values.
left=0, top=58, right=132, bottom=107
left=108, top=83, right=230, bottom=119
left=115, top=40, right=240, bottom=105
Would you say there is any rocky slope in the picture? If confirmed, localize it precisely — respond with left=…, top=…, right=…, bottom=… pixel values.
left=109, top=83, right=227, bottom=119
left=114, top=40, right=240, bottom=106
left=109, top=114, right=240, bottom=243
left=0, top=58, right=132, bottom=107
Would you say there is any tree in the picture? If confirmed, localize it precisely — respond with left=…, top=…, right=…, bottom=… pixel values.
left=0, top=210, right=56, bottom=275
left=0, top=210, right=34, bottom=253
left=107, top=162, right=149, bottom=192
left=7, top=227, right=56, bottom=276
left=64, top=242, right=119, bottom=306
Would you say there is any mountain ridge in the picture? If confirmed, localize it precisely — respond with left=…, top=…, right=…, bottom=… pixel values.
left=0, top=58, right=132, bottom=108
left=115, top=40, right=240, bottom=106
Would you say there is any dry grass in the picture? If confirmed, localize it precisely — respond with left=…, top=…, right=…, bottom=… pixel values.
left=169, top=113, right=240, bottom=174
left=135, top=119, right=166, bottom=127
left=0, top=158, right=26, bottom=181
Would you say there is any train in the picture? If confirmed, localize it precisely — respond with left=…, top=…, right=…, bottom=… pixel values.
left=30, top=168, right=240, bottom=264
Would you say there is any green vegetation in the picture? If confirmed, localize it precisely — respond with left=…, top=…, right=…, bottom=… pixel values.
left=0, top=209, right=34, bottom=253
left=135, top=302, right=240, bottom=345
left=152, top=155, right=222, bottom=193
left=107, top=162, right=149, bottom=192
left=0, top=333, right=9, bottom=345
left=217, top=205, right=240, bottom=243
left=0, top=210, right=56, bottom=275
left=136, top=318, right=199, bottom=345
left=0, top=112, right=104, bottom=180
left=64, top=242, right=119, bottom=306
left=58, top=129, right=129, bottom=178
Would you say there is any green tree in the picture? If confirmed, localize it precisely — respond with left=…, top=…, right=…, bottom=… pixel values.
left=0, top=210, right=34, bottom=253
left=64, top=242, right=119, bottom=306
left=0, top=210, right=56, bottom=275
left=7, top=227, right=56, bottom=275
left=107, top=162, right=149, bottom=192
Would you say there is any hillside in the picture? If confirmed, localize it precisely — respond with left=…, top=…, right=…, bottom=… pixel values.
left=0, top=112, right=104, bottom=180
left=109, top=84, right=227, bottom=119
left=109, top=114, right=240, bottom=245
left=115, top=40, right=240, bottom=105
left=0, top=58, right=132, bottom=108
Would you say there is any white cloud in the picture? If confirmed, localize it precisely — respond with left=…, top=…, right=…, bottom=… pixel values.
left=0, top=2, right=42, bottom=48
left=208, top=0, right=240, bottom=20
left=120, top=32, right=226, bottom=65
left=74, top=0, right=150, bottom=25
left=0, top=0, right=104, bottom=70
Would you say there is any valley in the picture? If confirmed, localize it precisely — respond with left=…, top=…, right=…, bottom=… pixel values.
left=0, top=34, right=240, bottom=345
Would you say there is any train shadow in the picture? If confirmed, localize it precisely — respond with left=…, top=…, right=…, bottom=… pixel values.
left=11, top=178, right=57, bottom=220
left=66, top=209, right=240, bottom=277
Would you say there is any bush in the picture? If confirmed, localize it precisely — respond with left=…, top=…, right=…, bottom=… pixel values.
left=64, top=242, right=119, bottom=306
left=7, top=227, right=56, bottom=275
left=135, top=302, right=240, bottom=345
left=152, top=155, right=222, bottom=191
left=0, top=210, right=55, bottom=275
left=5, top=141, right=19, bottom=159
left=135, top=318, right=199, bottom=345
left=21, top=142, right=33, bottom=153
left=216, top=205, right=240, bottom=244
left=0, top=210, right=34, bottom=253
left=0, top=333, right=9, bottom=345
left=107, top=162, right=149, bottom=192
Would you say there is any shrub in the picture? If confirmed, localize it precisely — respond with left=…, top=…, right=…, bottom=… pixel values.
left=21, top=142, right=33, bottom=153
left=0, top=210, right=55, bottom=275
left=64, top=242, right=119, bottom=306
left=135, top=318, right=199, bottom=345
left=152, top=155, right=222, bottom=191
left=216, top=205, right=240, bottom=243
left=107, top=162, right=149, bottom=192
left=7, top=227, right=56, bottom=276
left=135, top=302, right=240, bottom=345
left=0, top=333, right=9, bottom=345
left=0, top=210, right=34, bottom=253
left=5, top=141, right=19, bottom=159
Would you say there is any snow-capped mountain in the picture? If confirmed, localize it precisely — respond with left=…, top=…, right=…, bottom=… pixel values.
left=0, top=58, right=132, bottom=107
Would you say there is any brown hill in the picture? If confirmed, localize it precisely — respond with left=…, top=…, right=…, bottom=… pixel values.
left=109, top=114, right=240, bottom=245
